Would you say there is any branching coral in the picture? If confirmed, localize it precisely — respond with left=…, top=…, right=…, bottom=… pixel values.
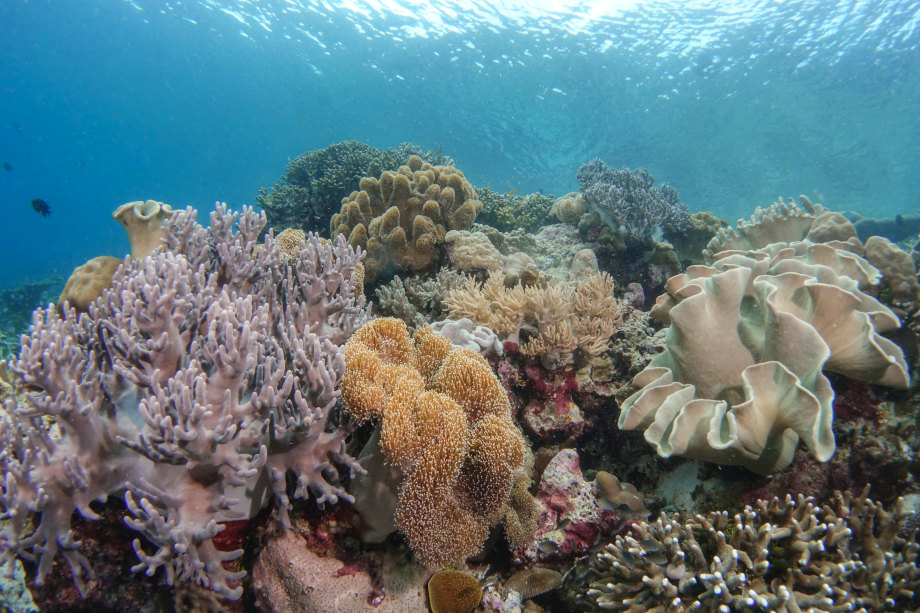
left=340, top=318, right=528, bottom=566
left=565, top=488, right=920, bottom=612
left=444, top=271, right=622, bottom=369
left=0, top=204, right=369, bottom=599
left=620, top=238, right=909, bottom=475
left=576, top=159, right=689, bottom=243
left=330, top=156, right=483, bottom=282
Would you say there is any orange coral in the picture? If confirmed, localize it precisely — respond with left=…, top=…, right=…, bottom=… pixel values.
left=341, top=317, right=526, bottom=566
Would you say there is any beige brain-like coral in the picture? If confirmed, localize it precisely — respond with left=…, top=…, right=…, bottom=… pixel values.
left=340, top=318, right=528, bottom=566
left=330, top=156, right=482, bottom=282
left=620, top=238, right=909, bottom=475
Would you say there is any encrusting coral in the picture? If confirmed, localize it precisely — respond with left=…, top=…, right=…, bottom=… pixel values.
left=0, top=203, right=369, bottom=599
left=620, top=234, right=910, bottom=475
left=330, top=155, right=483, bottom=282
left=339, top=318, right=529, bottom=567
left=564, top=488, right=920, bottom=612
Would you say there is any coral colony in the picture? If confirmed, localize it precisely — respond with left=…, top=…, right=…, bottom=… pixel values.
left=1, top=145, right=920, bottom=612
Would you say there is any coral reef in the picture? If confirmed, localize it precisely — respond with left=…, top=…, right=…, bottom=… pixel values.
left=257, top=141, right=452, bottom=234
left=564, top=488, right=920, bottom=612
left=550, top=192, right=587, bottom=226
left=576, top=159, right=690, bottom=244
left=339, top=318, right=529, bottom=567
left=0, top=204, right=369, bottom=599
left=330, top=156, right=483, bottom=283
left=620, top=237, right=910, bottom=474
left=476, top=188, right=554, bottom=233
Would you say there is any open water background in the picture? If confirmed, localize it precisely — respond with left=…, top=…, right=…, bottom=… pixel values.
left=0, top=0, right=918, bottom=289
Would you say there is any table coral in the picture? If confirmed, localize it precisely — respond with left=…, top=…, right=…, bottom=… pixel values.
left=340, top=318, right=529, bottom=567
left=330, top=156, right=483, bottom=282
left=0, top=203, right=369, bottom=599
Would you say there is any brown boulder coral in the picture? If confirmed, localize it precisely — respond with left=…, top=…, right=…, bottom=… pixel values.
left=330, top=156, right=482, bottom=282
left=340, top=318, right=528, bottom=566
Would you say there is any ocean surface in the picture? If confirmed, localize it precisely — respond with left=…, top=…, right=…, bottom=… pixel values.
left=0, top=0, right=918, bottom=290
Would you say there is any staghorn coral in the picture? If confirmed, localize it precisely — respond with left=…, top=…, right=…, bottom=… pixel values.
left=576, top=159, right=690, bottom=244
left=565, top=488, right=920, bottom=612
left=0, top=203, right=369, bottom=599
left=330, top=156, right=483, bottom=283
left=620, top=238, right=910, bottom=475
left=340, top=318, right=528, bottom=567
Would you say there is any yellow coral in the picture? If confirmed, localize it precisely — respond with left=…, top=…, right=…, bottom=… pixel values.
left=341, top=318, right=526, bottom=566
left=330, top=158, right=482, bottom=282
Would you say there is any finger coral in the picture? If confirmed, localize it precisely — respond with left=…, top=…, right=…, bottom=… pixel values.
left=330, top=156, right=483, bottom=282
left=564, top=488, right=920, bottom=612
left=0, top=203, right=369, bottom=599
left=340, top=318, right=528, bottom=566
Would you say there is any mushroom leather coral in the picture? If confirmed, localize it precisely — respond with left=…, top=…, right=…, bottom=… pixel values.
left=620, top=239, right=909, bottom=475
left=330, top=155, right=482, bottom=282
left=340, top=318, right=526, bottom=566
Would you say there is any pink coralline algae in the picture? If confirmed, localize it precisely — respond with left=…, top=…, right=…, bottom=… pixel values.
left=519, top=364, right=588, bottom=440
left=515, top=449, right=618, bottom=565
left=0, top=204, right=370, bottom=599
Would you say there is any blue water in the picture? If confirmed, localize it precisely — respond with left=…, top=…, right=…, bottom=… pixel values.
left=0, top=0, right=918, bottom=291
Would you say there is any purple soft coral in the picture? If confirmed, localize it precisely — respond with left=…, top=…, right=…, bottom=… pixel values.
left=0, top=203, right=370, bottom=599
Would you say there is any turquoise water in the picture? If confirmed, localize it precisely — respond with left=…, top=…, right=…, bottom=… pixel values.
left=0, top=0, right=918, bottom=289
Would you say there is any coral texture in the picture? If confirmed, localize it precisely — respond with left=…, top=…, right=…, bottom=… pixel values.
left=0, top=204, right=369, bottom=599
left=576, top=159, right=689, bottom=243
left=565, top=489, right=920, bottom=612
left=445, top=271, right=622, bottom=369
left=330, top=156, right=483, bottom=282
left=620, top=238, right=910, bottom=474
left=57, top=255, right=123, bottom=313
left=340, top=318, right=527, bottom=567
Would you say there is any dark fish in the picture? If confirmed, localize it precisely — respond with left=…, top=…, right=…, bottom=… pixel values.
left=1, top=162, right=10, bottom=171
left=31, top=198, right=51, bottom=217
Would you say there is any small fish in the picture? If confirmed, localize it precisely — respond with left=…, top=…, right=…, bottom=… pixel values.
left=1, top=162, right=10, bottom=171
left=508, top=189, right=516, bottom=195
left=31, top=198, right=51, bottom=217
left=485, top=184, right=493, bottom=190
